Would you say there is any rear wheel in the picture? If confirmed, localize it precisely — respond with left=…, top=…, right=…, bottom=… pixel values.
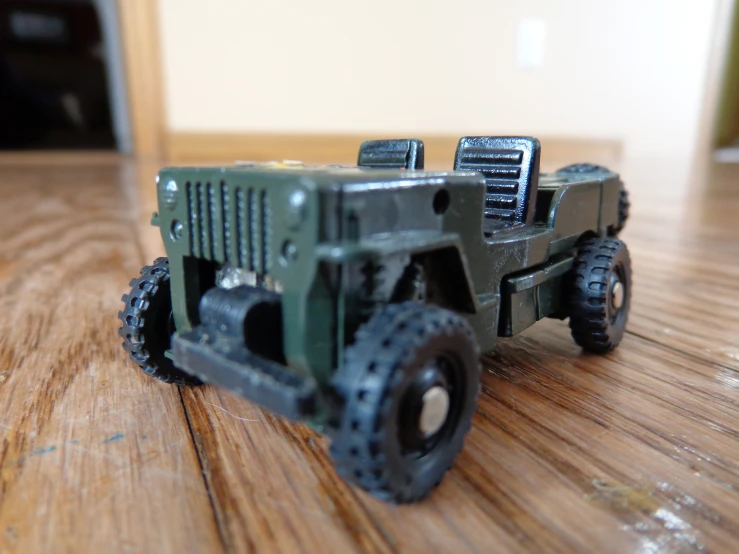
left=330, top=302, right=480, bottom=503
left=568, top=238, right=632, bottom=353
left=118, top=258, right=201, bottom=385
left=608, top=186, right=630, bottom=236
left=557, top=163, right=610, bottom=174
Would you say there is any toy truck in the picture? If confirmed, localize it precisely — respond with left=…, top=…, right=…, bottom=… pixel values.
left=119, top=136, right=631, bottom=503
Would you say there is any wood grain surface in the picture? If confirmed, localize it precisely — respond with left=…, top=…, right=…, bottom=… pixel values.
left=0, top=153, right=737, bottom=553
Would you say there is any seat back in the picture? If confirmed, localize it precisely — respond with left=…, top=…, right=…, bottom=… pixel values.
left=357, top=139, right=424, bottom=170
left=454, top=136, right=541, bottom=227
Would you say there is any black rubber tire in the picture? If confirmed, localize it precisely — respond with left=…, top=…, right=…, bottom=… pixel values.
left=568, top=238, right=632, bottom=354
left=118, top=258, right=201, bottom=386
left=607, top=186, right=630, bottom=237
left=330, top=302, right=480, bottom=504
left=556, top=163, right=611, bottom=174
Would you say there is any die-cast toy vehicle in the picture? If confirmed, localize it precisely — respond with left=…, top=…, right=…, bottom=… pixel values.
left=119, top=136, right=631, bottom=503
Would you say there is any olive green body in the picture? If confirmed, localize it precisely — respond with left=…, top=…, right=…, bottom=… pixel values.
left=152, top=163, right=621, bottom=423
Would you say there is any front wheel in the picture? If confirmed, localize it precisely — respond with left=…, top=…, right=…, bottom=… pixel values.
left=118, top=258, right=201, bottom=386
left=568, top=238, right=632, bottom=353
left=330, top=302, right=480, bottom=503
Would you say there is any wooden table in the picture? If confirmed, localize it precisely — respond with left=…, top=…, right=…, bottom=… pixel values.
left=0, top=153, right=737, bottom=553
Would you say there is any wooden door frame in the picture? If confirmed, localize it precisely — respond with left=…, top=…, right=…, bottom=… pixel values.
left=118, top=0, right=166, bottom=160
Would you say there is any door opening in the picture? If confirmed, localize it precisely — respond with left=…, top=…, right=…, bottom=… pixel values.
left=0, top=0, right=130, bottom=151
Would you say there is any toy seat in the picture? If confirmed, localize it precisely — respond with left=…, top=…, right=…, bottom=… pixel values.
left=454, top=137, right=541, bottom=229
left=358, top=139, right=425, bottom=170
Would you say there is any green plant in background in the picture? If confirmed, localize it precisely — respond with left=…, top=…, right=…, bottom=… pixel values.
left=717, top=2, right=739, bottom=147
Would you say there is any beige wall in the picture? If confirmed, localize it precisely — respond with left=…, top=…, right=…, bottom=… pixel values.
left=156, top=0, right=719, bottom=162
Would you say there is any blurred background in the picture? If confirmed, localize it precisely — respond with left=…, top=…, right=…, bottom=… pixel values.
left=0, top=0, right=737, bottom=196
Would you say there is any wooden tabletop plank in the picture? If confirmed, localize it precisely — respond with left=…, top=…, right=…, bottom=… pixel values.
left=486, top=328, right=739, bottom=551
left=0, top=163, right=222, bottom=553
left=619, top=196, right=739, bottom=370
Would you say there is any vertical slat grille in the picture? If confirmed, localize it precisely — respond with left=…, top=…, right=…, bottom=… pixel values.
left=248, top=188, right=257, bottom=271
left=187, top=182, right=199, bottom=257
left=260, top=189, right=270, bottom=273
left=220, top=182, right=230, bottom=262
left=188, top=181, right=269, bottom=273
left=198, top=183, right=211, bottom=258
left=209, top=183, right=224, bottom=261
left=236, top=187, right=247, bottom=267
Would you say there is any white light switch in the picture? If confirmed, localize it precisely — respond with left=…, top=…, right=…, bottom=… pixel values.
left=517, top=18, right=547, bottom=69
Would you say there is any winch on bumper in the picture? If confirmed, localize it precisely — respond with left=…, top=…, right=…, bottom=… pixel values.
left=172, top=284, right=318, bottom=420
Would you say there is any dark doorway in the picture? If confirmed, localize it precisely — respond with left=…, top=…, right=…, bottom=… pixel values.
left=0, top=0, right=117, bottom=149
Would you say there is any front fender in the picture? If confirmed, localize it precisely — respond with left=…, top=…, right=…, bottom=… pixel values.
left=315, top=231, right=479, bottom=313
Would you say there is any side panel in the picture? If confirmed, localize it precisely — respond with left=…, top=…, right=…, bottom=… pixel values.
left=439, top=179, right=489, bottom=287
left=336, top=175, right=485, bottom=316
left=464, top=309, right=501, bottom=354
left=547, top=181, right=602, bottom=252
left=316, top=235, right=478, bottom=311
left=336, top=176, right=561, bottom=354
left=600, top=176, right=622, bottom=230
left=316, top=236, right=486, bottom=356
left=439, top=178, right=560, bottom=352
left=498, top=255, right=575, bottom=336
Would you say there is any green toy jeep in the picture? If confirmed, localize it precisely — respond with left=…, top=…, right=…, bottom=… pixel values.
left=119, top=136, right=631, bottom=503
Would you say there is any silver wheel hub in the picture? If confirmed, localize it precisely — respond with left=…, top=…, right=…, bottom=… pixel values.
left=419, top=386, right=450, bottom=436
left=611, top=280, right=624, bottom=310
